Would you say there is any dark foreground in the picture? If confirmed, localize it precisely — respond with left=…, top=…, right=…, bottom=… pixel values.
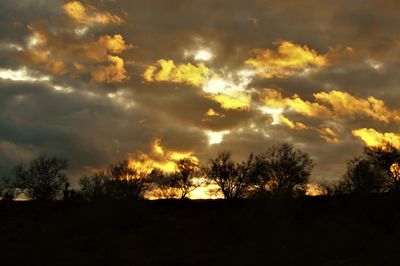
left=1, top=195, right=400, bottom=266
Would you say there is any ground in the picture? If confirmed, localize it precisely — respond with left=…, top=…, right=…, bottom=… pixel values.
left=1, top=195, right=400, bottom=265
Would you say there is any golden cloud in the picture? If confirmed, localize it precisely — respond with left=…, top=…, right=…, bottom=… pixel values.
left=209, top=93, right=251, bottom=110
left=143, top=59, right=210, bottom=87
left=318, top=127, right=339, bottom=143
left=129, top=138, right=198, bottom=173
left=82, top=34, right=132, bottom=62
left=260, top=89, right=400, bottom=144
left=98, top=34, right=132, bottom=53
left=352, top=128, right=400, bottom=149
left=262, top=89, right=400, bottom=124
left=205, top=108, right=221, bottom=117
left=63, top=1, right=123, bottom=25
left=91, top=55, right=128, bottom=83
left=245, top=41, right=328, bottom=78
left=25, top=20, right=132, bottom=83
left=277, top=114, right=308, bottom=130
left=262, top=89, right=332, bottom=118
left=314, top=90, right=400, bottom=123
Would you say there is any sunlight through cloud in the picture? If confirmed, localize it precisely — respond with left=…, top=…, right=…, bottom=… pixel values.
left=206, top=130, right=231, bottom=145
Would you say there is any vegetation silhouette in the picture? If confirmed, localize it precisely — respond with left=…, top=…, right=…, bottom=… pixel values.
left=249, top=143, right=313, bottom=198
left=204, top=151, right=251, bottom=199
left=2, top=142, right=400, bottom=265
left=0, top=176, right=16, bottom=201
left=364, top=143, right=400, bottom=191
left=1, top=142, right=400, bottom=201
left=151, top=158, right=202, bottom=199
left=323, top=143, right=400, bottom=195
left=11, top=155, right=68, bottom=201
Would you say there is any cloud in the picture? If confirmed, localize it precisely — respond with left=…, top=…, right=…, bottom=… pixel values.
left=352, top=128, right=400, bottom=148
left=209, top=93, right=250, bottom=110
left=24, top=20, right=132, bottom=83
left=63, top=1, right=123, bottom=25
left=261, top=88, right=400, bottom=125
left=261, top=88, right=332, bottom=118
left=314, top=90, right=400, bottom=123
left=277, top=114, right=308, bottom=130
left=245, top=41, right=328, bottom=78
left=318, top=127, right=340, bottom=143
left=129, top=138, right=198, bottom=173
left=91, top=55, right=128, bottom=83
left=205, top=108, right=222, bottom=117
left=143, top=59, right=211, bottom=87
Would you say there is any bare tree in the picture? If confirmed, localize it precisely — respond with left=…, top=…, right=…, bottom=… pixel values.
left=79, top=172, right=111, bottom=201
left=250, top=143, right=313, bottom=198
left=13, top=155, right=68, bottom=201
left=174, top=158, right=201, bottom=199
left=108, top=160, right=152, bottom=200
left=0, top=176, right=17, bottom=201
left=149, top=159, right=201, bottom=199
left=150, top=171, right=180, bottom=199
left=205, top=151, right=252, bottom=199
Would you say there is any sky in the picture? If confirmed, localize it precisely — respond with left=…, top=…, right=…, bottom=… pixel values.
left=1, top=0, right=400, bottom=187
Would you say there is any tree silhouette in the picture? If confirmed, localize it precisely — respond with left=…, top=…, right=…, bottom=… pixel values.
left=364, top=144, right=400, bottom=192
left=205, top=151, right=251, bottom=199
left=0, top=176, right=17, bottom=201
left=324, top=157, right=386, bottom=195
left=250, top=143, right=313, bottom=198
left=108, top=160, right=153, bottom=200
left=150, top=171, right=180, bottom=199
left=79, top=172, right=111, bottom=201
left=173, top=158, right=201, bottom=199
left=12, top=155, right=68, bottom=201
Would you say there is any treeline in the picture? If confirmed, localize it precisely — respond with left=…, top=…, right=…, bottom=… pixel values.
left=0, top=142, right=399, bottom=201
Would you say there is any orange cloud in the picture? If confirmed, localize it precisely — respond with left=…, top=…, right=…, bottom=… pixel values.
left=352, top=128, right=400, bottom=149
left=91, top=55, right=128, bottom=83
left=129, top=138, right=198, bottom=173
left=262, top=89, right=332, bottom=118
left=277, top=114, right=308, bottom=130
left=261, top=89, right=400, bottom=124
left=82, top=34, right=132, bottom=62
left=205, top=108, right=221, bottom=117
left=261, top=89, right=400, bottom=144
left=314, top=90, right=400, bottom=123
left=25, top=20, right=132, bottom=83
left=245, top=41, right=328, bottom=78
left=318, top=127, right=339, bottom=143
left=63, top=1, right=123, bottom=25
left=143, top=59, right=210, bottom=87
left=209, top=93, right=251, bottom=110
left=98, top=34, right=132, bottom=53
